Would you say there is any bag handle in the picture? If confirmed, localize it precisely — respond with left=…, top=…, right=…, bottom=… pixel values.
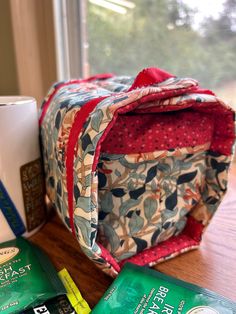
left=128, top=67, right=175, bottom=91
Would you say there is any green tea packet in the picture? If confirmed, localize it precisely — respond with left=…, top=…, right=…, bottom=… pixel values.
left=0, top=237, right=66, bottom=314
left=21, top=295, right=75, bottom=314
left=23, top=268, right=91, bottom=314
left=92, top=263, right=236, bottom=314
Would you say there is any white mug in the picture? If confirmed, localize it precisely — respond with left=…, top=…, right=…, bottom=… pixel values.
left=0, top=96, right=46, bottom=243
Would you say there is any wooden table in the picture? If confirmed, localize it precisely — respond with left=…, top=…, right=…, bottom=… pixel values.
left=30, top=163, right=236, bottom=309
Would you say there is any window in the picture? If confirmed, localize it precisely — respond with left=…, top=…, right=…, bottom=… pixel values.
left=54, top=0, right=236, bottom=106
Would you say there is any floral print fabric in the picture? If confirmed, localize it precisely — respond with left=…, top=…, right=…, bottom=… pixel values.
left=40, top=68, right=235, bottom=276
left=97, top=145, right=209, bottom=261
left=97, top=145, right=231, bottom=262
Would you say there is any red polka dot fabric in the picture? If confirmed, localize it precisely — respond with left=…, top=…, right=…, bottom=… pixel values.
left=101, top=111, right=215, bottom=154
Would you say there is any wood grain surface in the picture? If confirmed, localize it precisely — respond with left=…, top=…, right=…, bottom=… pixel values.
left=30, top=162, right=236, bottom=308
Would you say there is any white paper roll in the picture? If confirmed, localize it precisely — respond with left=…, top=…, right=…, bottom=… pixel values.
left=0, top=96, right=46, bottom=243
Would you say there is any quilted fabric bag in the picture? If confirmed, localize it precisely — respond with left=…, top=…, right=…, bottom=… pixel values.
left=40, top=68, right=235, bottom=277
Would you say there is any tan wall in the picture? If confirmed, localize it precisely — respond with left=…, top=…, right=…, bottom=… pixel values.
left=0, top=0, right=57, bottom=105
left=0, top=0, right=19, bottom=95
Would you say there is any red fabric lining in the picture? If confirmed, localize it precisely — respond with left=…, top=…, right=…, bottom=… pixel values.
left=98, top=100, right=234, bottom=157
left=66, top=96, right=108, bottom=235
left=128, top=68, right=175, bottom=91
left=119, top=234, right=199, bottom=267
left=101, top=111, right=215, bottom=154
left=182, top=215, right=204, bottom=242
left=193, top=88, right=215, bottom=96
left=86, top=73, right=114, bottom=82
left=98, top=244, right=121, bottom=272
left=92, top=85, right=199, bottom=171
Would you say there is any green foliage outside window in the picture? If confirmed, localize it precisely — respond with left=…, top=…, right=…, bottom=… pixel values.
left=88, top=0, right=236, bottom=105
